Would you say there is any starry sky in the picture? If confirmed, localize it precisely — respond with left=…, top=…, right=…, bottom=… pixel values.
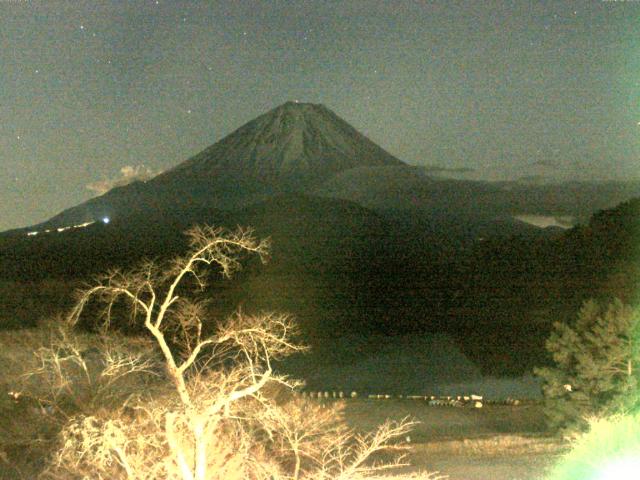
left=1, top=0, right=639, bottom=231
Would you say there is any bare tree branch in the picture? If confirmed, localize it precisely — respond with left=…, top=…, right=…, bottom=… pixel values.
left=36, top=225, right=423, bottom=480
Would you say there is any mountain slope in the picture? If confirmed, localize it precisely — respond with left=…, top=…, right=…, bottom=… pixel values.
left=20, top=102, right=403, bottom=232
left=170, top=101, right=403, bottom=184
left=315, top=165, right=640, bottom=231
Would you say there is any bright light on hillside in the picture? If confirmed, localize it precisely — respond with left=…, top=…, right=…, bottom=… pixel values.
left=102, top=216, right=110, bottom=224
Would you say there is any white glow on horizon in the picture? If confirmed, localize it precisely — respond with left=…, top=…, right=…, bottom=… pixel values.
left=595, top=456, right=640, bottom=479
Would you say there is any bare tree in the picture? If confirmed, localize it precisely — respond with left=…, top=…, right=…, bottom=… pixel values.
left=34, top=225, right=428, bottom=480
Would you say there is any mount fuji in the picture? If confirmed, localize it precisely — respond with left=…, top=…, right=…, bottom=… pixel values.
left=28, top=102, right=404, bottom=231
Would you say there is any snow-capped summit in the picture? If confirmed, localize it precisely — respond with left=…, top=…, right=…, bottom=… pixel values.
left=168, top=101, right=403, bottom=186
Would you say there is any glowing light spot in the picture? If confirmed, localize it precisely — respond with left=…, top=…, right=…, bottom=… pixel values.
left=102, top=217, right=110, bottom=224
left=595, top=457, right=640, bottom=479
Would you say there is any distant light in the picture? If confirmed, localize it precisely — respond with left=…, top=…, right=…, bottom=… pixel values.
left=27, top=231, right=38, bottom=236
left=102, top=217, right=110, bottom=224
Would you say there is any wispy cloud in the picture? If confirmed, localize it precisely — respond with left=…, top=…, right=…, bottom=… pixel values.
left=86, top=165, right=159, bottom=195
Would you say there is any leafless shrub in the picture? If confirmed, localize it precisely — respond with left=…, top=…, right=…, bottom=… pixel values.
left=29, top=225, right=428, bottom=479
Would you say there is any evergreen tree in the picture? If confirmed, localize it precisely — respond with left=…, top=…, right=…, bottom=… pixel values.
left=535, top=298, right=640, bottom=432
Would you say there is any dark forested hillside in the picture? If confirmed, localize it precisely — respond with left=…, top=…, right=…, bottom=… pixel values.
left=2, top=196, right=638, bottom=375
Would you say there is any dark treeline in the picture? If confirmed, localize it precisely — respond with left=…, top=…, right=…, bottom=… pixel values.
left=1, top=195, right=638, bottom=375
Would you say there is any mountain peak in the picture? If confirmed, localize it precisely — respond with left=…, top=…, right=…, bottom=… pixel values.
left=278, top=100, right=322, bottom=108
left=25, top=103, right=404, bottom=230
left=171, top=102, right=404, bottom=185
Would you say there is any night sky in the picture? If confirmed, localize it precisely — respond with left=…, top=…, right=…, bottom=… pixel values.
left=2, top=0, right=639, bottom=231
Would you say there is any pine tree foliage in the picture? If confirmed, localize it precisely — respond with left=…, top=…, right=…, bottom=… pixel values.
left=535, top=299, right=640, bottom=433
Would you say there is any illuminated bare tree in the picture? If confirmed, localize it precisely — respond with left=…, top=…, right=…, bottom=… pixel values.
left=37, top=225, right=424, bottom=480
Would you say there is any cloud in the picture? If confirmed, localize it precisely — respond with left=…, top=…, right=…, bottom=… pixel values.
left=87, top=165, right=159, bottom=195
left=514, top=214, right=574, bottom=229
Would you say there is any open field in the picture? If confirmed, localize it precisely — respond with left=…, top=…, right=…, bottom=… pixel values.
left=335, top=399, right=567, bottom=480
